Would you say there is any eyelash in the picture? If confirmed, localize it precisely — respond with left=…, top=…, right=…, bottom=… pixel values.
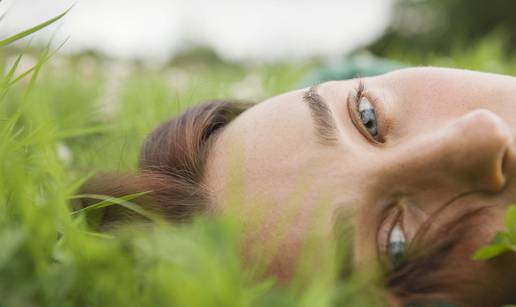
left=348, top=81, right=384, bottom=144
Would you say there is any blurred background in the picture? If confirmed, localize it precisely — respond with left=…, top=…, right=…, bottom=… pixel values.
left=2, top=0, right=516, bottom=171
left=3, top=0, right=516, bottom=66
left=1, top=0, right=391, bottom=62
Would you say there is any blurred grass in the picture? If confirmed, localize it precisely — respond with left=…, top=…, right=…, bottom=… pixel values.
left=4, top=13, right=516, bottom=306
left=384, top=31, right=516, bottom=76
left=0, top=18, right=387, bottom=306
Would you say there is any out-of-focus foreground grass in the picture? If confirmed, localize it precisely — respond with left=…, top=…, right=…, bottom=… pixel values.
left=0, top=19, right=383, bottom=307
left=2, top=16, right=516, bottom=306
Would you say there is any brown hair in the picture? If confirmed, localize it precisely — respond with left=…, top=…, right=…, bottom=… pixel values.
left=77, top=99, right=249, bottom=226
left=386, top=204, right=516, bottom=307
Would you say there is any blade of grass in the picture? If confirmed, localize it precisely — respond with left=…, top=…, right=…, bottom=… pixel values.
left=0, top=53, right=22, bottom=99
left=81, top=231, right=115, bottom=240
left=55, top=124, right=117, bottom=139
left=70, top=192, right=150, bottom=214
left=63, top=174, right=95, bottom=198
left=1, top=53, right=22, bottom=85
left=0, top=48, right=52, bottom=142
left=24, top=48, right=48, bottom=97
left=7, top=37, right=69, bottom=87
left=0, top=8, right=71, bottom=48
left=70, top=192, right=164, bottom=224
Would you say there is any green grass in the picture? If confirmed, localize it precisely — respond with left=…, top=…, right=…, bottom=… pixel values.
left=383, top=31, right=516, bottom=76
left=0, top=18, right=385, bottom=307
left=3, top=15, right=516, bottom=307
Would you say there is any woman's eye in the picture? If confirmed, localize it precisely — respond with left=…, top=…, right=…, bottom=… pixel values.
left=348, top=82, right=384, bottom=143
left=357, top=97, right=379, bottom=139
left=387, top=223, right=406, bottom=268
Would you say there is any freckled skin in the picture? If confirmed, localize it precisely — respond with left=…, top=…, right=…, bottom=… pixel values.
left=204, top=67, right=516, bottom=304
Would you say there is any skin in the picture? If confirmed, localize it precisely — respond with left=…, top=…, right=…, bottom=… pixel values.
left=204, top=67, right=516, bottom=304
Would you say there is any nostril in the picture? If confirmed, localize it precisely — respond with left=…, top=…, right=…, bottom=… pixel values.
left=493, top=131, right=515, bottom=192
left=502, top=147, right=508, bottom=172
left=500, top=143, right=515, bottom=185
left=500, top=147, right=509, bottom=183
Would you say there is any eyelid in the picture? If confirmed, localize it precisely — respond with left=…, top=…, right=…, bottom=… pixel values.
left=378, top=208, right=400, bottom=252
left=347, top=81, right=387, bottom=144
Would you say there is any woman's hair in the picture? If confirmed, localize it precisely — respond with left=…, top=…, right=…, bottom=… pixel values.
left=386, top=204, right=516, bottom=307
left=386, top=207, right=483, bottom=306
left=77, top=99, right=249, bottom=226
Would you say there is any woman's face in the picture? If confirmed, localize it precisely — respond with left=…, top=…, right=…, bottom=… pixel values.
left=204, top=67, right=516, bottom=302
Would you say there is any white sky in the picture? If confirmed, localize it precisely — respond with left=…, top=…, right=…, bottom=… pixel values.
left=0, top=0, right=392, bottom=63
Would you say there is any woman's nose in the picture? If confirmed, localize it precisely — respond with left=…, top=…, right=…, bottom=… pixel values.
left=390, top=109, right=515, bottom=194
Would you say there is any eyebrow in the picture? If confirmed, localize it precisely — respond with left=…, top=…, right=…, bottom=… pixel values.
left=303, top=86, right=339, bottom=145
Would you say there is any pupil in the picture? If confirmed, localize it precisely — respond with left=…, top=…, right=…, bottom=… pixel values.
left=360, top=109, right=377, bottom=135
left=388, top=241, right=405, bottom=268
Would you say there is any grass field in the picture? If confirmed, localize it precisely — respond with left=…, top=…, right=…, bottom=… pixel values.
left=2, top=15, right=516, bottom=307
left=0, top=19, right=382, bottom=307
